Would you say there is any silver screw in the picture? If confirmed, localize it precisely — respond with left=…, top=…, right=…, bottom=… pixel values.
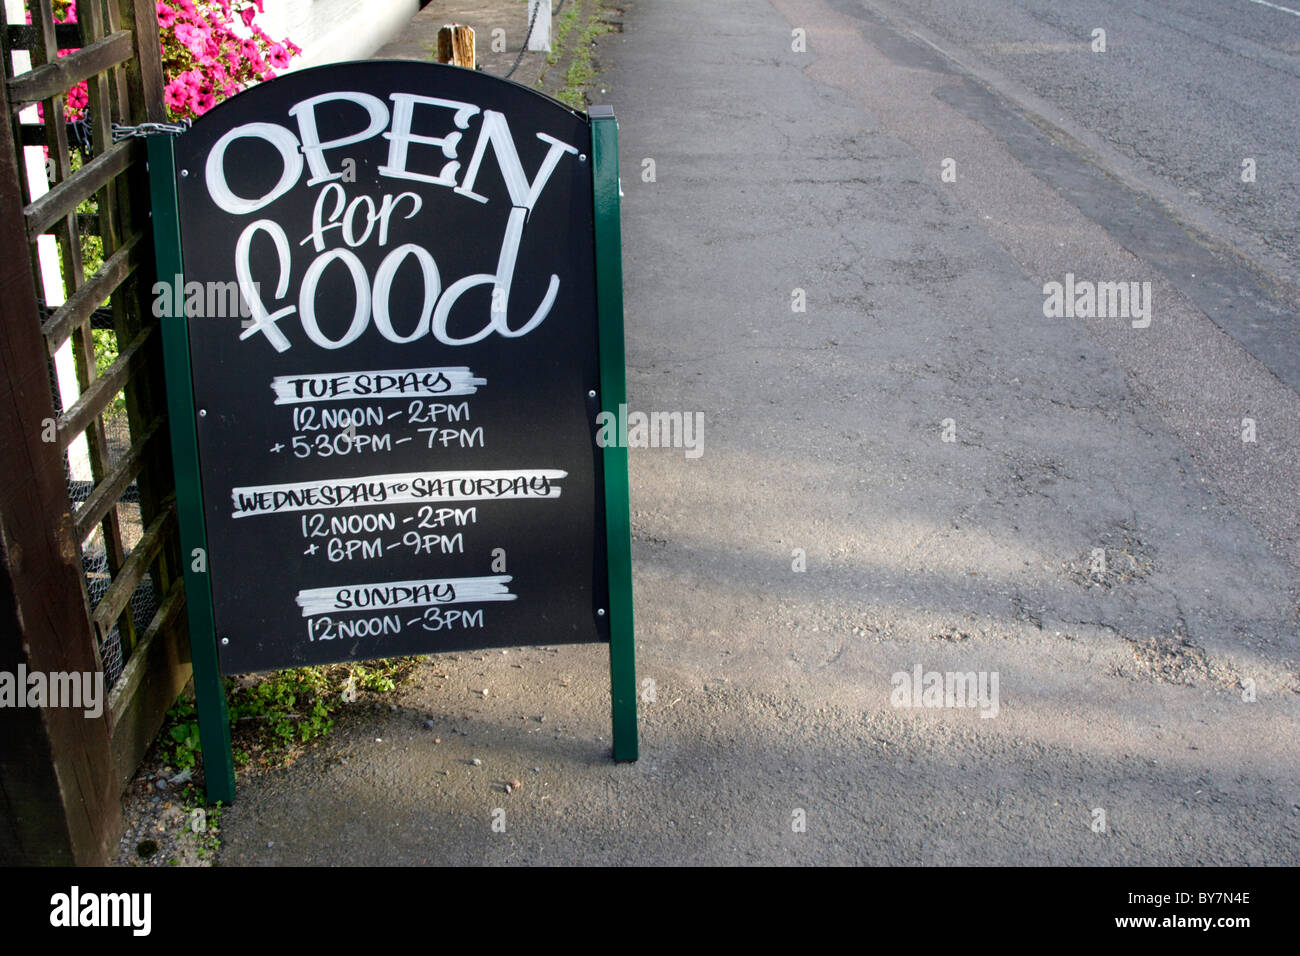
left=180, top=169, right=189, bottom=177
left=198, top=409, right=207, bottom=417
left=588, top=390, right=596, bottom=398
left=579, top=154, right=587, bottom=162
left=220, top=637, right=229, bottom=645
left=597, top=608, right=606, bottom=617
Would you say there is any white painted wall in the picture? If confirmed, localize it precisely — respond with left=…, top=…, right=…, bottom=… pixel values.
left=257, top=0, right=421, bottom=70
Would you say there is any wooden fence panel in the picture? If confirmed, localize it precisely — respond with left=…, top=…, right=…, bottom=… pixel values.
left=0, top=0, right=189, bottom=864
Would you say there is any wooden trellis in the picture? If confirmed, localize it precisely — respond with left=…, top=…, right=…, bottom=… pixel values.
left=0, top=0, right=189, bottom=864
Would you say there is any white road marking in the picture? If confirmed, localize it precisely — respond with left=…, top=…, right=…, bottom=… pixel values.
left=1243, top=0, right=1300, bottom=18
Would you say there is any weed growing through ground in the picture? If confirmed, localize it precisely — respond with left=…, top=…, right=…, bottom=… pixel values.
left=162, top=658, right=418, bottom=771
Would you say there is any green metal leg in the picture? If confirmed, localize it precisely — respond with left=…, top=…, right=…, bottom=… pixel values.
left=147, top=134, right=236, bottom=802
left=590, top=108, right=638, bottom=761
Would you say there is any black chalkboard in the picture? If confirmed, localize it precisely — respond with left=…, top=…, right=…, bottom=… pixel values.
left=169, top=62, right=608, bottom=673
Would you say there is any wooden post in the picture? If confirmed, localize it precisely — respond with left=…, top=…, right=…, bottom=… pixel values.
left=119, top=0, right=167, bottom=122
left=435, top=25, right=475, bottom=69
left=528, top=1, right=552, bottom=53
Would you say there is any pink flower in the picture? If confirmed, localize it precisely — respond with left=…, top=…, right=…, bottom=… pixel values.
left=174, top=22, right=206, bottom=54
left=156, top=0, right=300, bottom=115
left=266, top=42, right=290, bottom=69
left=164, top=79, right=189, bottom=111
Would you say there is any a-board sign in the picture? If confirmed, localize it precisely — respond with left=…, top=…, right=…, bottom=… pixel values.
left=150, top=62, right=636, bottom=796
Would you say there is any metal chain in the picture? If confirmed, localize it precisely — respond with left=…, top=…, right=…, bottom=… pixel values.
left=503, top=0, right=544, bottom=80
left=111, top=120, right=190, bottom=142
left=68, top=112, right=93, bottom=153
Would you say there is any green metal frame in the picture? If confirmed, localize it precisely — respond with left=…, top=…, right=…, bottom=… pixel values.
left=589, top=107, right=638, bottom=761
left=147, top=134, right=236, bottom=803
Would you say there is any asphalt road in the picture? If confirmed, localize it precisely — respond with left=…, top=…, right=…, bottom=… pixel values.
left=862, top=0, right=1300, bottom=292
left=215, top=0, right=1300, bottom=865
